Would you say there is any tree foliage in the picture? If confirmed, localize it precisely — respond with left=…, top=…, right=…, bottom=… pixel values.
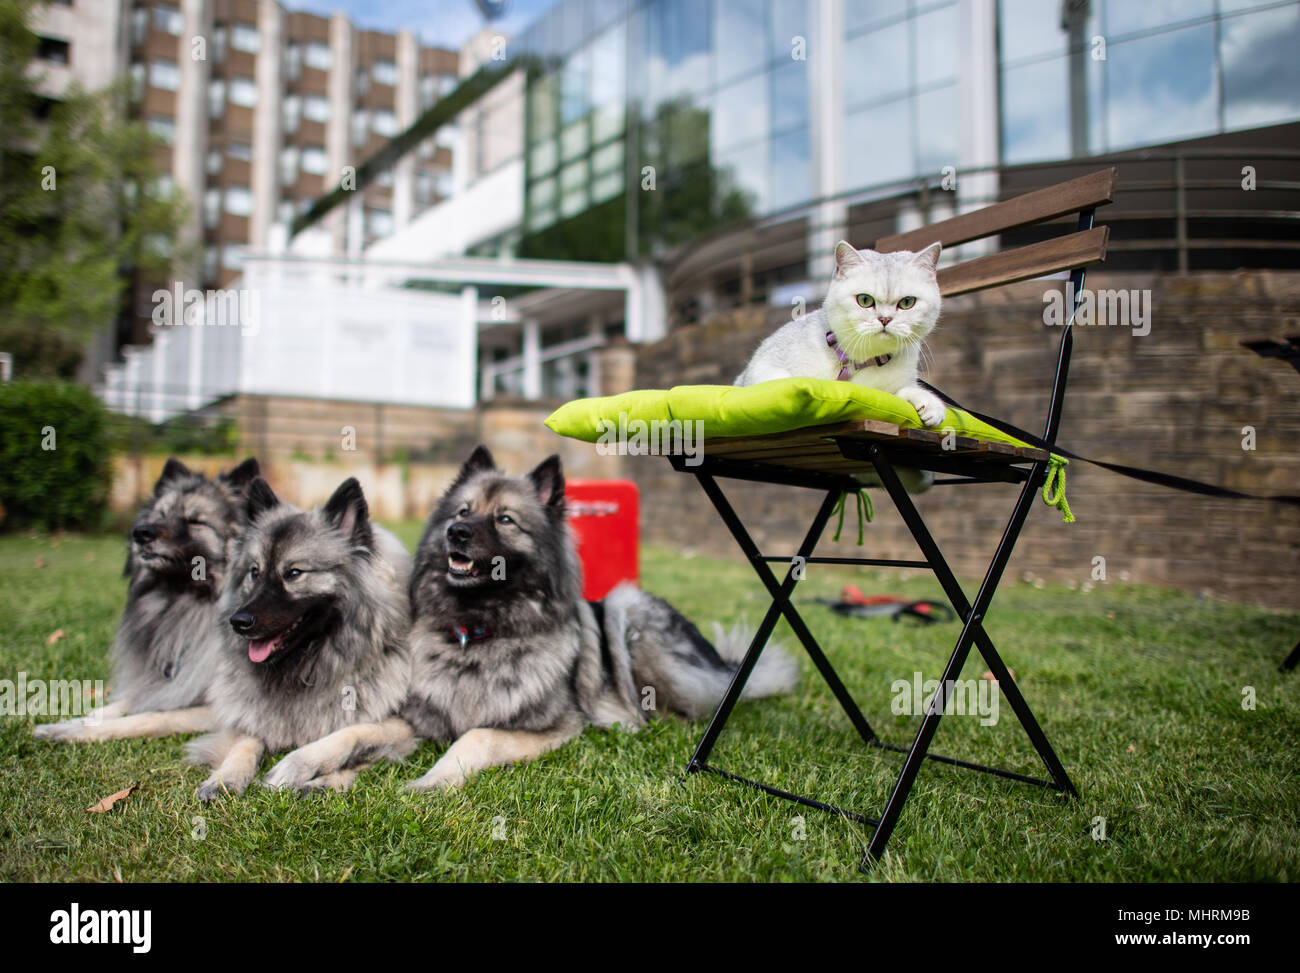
left=0, top=0, right=192, bottom=379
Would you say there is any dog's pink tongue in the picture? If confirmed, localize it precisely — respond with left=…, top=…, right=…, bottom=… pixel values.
left=248, top=638, right=276, bottom=663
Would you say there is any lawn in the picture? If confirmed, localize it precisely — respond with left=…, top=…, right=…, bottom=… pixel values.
left=1, top=526, right=1297, bottom=882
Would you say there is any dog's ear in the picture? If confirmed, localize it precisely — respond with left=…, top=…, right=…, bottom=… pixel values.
left=324, top=477, right=373, bottom=549
left=246, top=477, right=280, bottom=522
left=154, top=458, right=191, bottom=495
left=527, top=455, right=565, bottom=509
left=219, top=457, right=260, bottom=492
left=447, top=445, right=496, bottom=493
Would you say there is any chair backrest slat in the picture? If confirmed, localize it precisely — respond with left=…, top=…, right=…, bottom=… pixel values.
left=875, top=168, right=1117, bottom=254
left=937, top=226, right=1110, bottom=297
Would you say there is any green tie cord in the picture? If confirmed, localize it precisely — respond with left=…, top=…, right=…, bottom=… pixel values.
left=831, top=489, right=874, bottom=544
left=1043, top=455, right=1075, bottom=523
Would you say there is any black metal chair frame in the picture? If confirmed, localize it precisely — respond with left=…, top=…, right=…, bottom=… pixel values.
left=668, top=210, right=1099, bottom=868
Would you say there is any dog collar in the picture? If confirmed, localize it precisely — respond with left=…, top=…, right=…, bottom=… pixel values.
left=451, top=624, right=494, bottom=648
left=826, top=331, right=891, bottom=380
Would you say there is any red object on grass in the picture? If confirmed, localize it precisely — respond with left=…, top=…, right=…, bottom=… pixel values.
left=566, top=480, right=639, bottom=601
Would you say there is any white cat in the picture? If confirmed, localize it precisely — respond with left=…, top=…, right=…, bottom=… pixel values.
left=736, top=240, right=946, bottom=428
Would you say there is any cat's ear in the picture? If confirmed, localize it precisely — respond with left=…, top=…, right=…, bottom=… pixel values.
left=833, top=240, right=867, bottom=279
left=912, top=242, right=942, bottom=272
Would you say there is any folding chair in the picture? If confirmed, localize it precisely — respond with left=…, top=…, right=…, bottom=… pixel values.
left=666, top=168, right=1118, bottom=866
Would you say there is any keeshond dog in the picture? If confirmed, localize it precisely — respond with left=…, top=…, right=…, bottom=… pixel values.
left=35, top=457, right=260, bottom=743
left=187, top=476, right=415, bottom=800
left=398, top=446, right=799, bottom=791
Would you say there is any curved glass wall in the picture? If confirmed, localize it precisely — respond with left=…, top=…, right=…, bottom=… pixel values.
left=515, top=0, right=1300, bottom=261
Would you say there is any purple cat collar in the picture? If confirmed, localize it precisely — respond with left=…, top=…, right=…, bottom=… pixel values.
left=826, top=331, right=891, bottom=381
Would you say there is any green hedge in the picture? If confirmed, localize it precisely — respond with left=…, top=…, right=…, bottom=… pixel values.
left=0, top=382, right=111, bottom=530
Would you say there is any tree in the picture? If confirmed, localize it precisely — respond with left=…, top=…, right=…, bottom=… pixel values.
left=0, top=0, right=192, bottom=379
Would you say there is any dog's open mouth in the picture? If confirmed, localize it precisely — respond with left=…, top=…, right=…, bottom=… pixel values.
left=246, top=614, right=307, bottom=663
left=447, top=552, right=480, bottom=578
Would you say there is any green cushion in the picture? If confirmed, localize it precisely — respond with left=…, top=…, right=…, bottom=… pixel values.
left=544, top=377, right=1033, bottom=450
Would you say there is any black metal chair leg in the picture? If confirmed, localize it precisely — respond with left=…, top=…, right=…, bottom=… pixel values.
left=692, top=473, right=883, bottom=749
left=870, top=448, right=1079, bottom=799
left=685, top=476, right=852, bottom=772
left=863, top=444, right=1073, bottom=863
left=1281, top=638, right=1300, bottom=673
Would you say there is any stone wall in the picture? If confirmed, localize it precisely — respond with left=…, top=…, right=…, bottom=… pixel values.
left=625, top=271, right=1300, bottom=609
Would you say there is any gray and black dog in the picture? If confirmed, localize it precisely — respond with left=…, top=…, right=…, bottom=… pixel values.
left=187, top=476, right=415, bottom=800
left=35, top=457, right=260, bottom=742
left=397, top=446, right=799, bottom=791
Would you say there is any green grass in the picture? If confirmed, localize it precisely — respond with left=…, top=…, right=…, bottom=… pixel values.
left=1, top=526, right=1297, bottom=882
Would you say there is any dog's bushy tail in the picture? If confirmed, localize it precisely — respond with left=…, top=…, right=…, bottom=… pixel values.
left=710, top=620, right=800, bottom=701
left=648, top=618, right=798, bottom=720
left=605, top=584, right=800, bottom=720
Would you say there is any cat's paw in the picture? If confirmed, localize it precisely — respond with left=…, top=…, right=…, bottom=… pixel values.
left=899, top=387, right=946, bottom=427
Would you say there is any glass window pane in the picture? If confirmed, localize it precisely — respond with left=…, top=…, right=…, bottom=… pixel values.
left=715, top=0, right=767, bottom=85
left=593, top=102, right=624, bottom=143
left=560, top=119, right=589, bottom=160
left=845, top=0, right=907, bottom=36
left=1221, top=5, right=1300, bottom=131
left=561, top=188, right=586, bottom=218
left=561, top=48, right=590, bottom=125
left=915, top=5, right=958, bottom=88
left=1000, top=57, right=1068, bottom=164
left=915, top=83, right=958, bottom=171
left=712, top=73, right=768, bottom=153
left=593, top=140, right=623, bottom=175
left=1105, top=23, right=1217, bottom=151
left=664, top=103, right=710, bottom=166
left=1104, top=0, right=1213, bottom=38
left=770, top=0, right=807, bottom=63
left=657, top=0, right=711, bottom=99
left=530, top=74, right=558, bottom=142
left=531, top=176, right=557, bottom=208
left=998, top=0, right=1069, bottom=63
left=716, top=141, right=767, bottom=215
left=560, top=159, right=587, bottom=194
left=590, top=24, right=625, bottom=108
left=592, top=169, right=623, bottom=203
left=530, top=138, right=558, bottom=176
left=770, top=58, right=807, bottom=134
left=845, top=98, right=912, bottom=188
left=843, top=19, right=910, bottom=110
left=769, top=127, right=810, bottom=212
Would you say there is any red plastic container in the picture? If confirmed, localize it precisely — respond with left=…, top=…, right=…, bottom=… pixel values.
left=566, top=480, right=639, bottom=601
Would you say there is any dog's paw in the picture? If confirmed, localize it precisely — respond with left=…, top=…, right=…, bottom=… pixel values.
left=293, top=769, right=358, bottom=797
left=404, top=768, right=464, bottom=793
left=34, top=720, right=92, bottom=742
left=196, top=776, right=244, bottom=803
left=260, top=752, right=316, bottom=792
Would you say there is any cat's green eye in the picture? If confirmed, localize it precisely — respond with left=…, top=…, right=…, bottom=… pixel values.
left=898, top=296, right=917, bottom=309
left=855, top=294, right=875, bottom=308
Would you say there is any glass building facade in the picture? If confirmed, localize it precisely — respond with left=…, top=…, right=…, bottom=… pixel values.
left=1000, top=0, right=1300, bottom=164
left=510, top=0, right=1300, bottom=264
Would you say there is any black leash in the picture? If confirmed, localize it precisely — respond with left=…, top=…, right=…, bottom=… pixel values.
left=919, top=381, right=1300, bottom=508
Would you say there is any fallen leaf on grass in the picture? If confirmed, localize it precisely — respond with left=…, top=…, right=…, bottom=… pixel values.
left=981, top=668, right=1015, bottom=682
left=86, top=785, right=138, bottom=814
left=34, top=556, right=46, bottom=569
left=46, top=629, right=66, bottom=645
